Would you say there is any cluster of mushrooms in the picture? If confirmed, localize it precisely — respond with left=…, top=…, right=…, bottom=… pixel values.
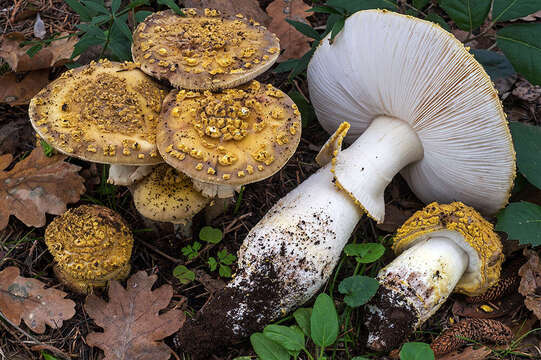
left=28, top=7, right=518, bottom=356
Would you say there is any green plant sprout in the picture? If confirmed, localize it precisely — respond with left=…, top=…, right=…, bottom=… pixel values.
left=208, top=249, right=236, bottom=278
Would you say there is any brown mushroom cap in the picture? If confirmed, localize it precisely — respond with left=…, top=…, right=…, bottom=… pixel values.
left=132, top=164, right=211, bottom=224
left=45, top=205, right=133, bottom=294
left=157, top=81, right=301, bottom=187
left=29, top=59, right=168, bottom=165
left=132, top=9, right=280, bottom=90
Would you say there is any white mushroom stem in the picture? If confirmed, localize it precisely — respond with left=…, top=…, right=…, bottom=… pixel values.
left=192, top=179, right=241, bottom=199
left=107, top=165, right=155, bottom=186
left=329, top=115, right=424, bottom=223
left=365, top=234, right=471, bottom=351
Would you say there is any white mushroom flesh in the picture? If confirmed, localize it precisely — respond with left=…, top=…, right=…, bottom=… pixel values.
left=107, top=164, right=155, bottom=186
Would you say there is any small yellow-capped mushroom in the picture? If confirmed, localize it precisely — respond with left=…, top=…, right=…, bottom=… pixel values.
left=45, top=205, right=133, bottom=294
left=157, top=81, right=302, bottom=197
left=132, top=9, right=280, bottom=90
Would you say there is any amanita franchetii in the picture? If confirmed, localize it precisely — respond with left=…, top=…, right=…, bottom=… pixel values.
left=28, top=59, right=167, bottom=186
left=365, top=202, right=503, bottom=351
left=177, top=10, right=515, bottom=355
left=45, top=205, right=133, bottom=294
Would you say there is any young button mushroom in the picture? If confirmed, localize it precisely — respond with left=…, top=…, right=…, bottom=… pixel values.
left=45, top=205, right=133, bottom=294
left=131, top=163, right=211, bottom=237
left=132, top=8, right=280, bottom=90
left=365, top=202, right=503, bottom=351
left=28, top=59, right=168, bottom=186
left=307, top=10, right=515, bottom=223
left=157, top=80, right=301, bottom=198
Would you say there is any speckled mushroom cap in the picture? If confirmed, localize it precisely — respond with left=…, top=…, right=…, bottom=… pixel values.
left=307, top=10, right=515, bottom=216
left=132, top=8, right=280, bottom=90
left=45, top=205, right=133, bottom=294
left=132, top=164, right=211, bottom=224
left=157, top=80, right=301, bottom=187
left=29, top=59, right=168, bottom=165
left=393, top=202, right=503, bottom=296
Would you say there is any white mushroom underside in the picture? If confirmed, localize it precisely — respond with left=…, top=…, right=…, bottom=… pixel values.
left=107, top=164, right=155, bottom=186
left=307, top=10, right=515, bottom=216
left=225, top=164, right=363, bottom=334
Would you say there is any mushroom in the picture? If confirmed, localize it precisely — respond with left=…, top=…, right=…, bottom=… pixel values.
left=132, top=8, right=280, bottom=90
left=365, top=201, right=503, bottom=351
left=177, top=10, right=516, bottom=354
left=131, top=163, right=211, bottom=237
left=157, top=80, right=301, bottom=198
left=45, top=205, right=133, bottom=294
left=307, top=9, right=515, bottom=223
left=28, top=59, right=168, bottom=186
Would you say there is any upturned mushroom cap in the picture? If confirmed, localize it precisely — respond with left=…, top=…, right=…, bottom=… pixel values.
left=29, top=59, right=167, bottom=165
left=392, top=201, right=503, bottom=296
left=45, top=205, right=133, bottom=294
left=132, top=164, right=211, bottom=224
left=307, top=10, right=515, bottom=216
left=132, top=9, right=280, bottom=90
left=157, top=80, right=301, bottom=188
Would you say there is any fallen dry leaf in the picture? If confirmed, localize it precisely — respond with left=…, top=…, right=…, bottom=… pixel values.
left=518, top=249, right=541, bottom=320
left=0, top=69, right=49, bottom=105
left=184, top=0, right=271, bottom=26
left=0, top=266, right=76, bottom=333
left=512, top=79, right=541, bottom=103
left=267, top=0, right=312, bottom=61
left=0, top=32, right=77, bottom=72
left=437, top=346, right=491, bottom=360
left=0, top=147, right=86, bottom=230
left=85, top=271, right=185, bottom=360
left=195, top=269, right=225, bottom=294
left=376, top=204, right=416, bottom=232
left=452, top=293, right=523, bottom=319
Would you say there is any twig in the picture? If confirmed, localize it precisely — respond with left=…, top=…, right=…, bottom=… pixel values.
left=138, top=239, right=182, bottom=263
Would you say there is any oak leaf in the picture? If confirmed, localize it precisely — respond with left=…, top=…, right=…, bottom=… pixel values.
left=184, top=0, right=271, bottom=26
left=518, top=249, right=541, bottom=320
left=0, top=266, right=76, bottom=333
left=0, top=147, right=86, bottom=230
left=85, top=271, right=185, bottom=360
left=266, top=0, right=312, bottom=61
left=0, top=32, right=77, bottom=72
left=0, top=69, right=50, bottom=105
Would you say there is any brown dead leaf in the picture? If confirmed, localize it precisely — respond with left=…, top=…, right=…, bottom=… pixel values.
left=513, top=79, right=541, bottom=103
left=0, top=147, right=86, bottom=230
left=267, top=0, right=312, bottom=61
left=184, top=0, right=271, bottom=26
left=436, top=346, right=491, bottom=360
left=0, top=32, right=77, bottom=72
left=377, top=204, right=416, bottom=232
left=518, top=249, right=541, bottom=320
left=0, top=266, right=76, bottom=333
left=85, top=271, right=185, bottom=360
left=452, top=293, right=523, bottom=319
left=195, top=269, right=225, bottom=294
left=0, top=70, right=49, bottom=105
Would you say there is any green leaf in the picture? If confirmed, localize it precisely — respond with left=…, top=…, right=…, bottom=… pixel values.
left=343, top=243, right=385, bottom=263
left=113, top=17, right=133, bottom=41
left=286, top=19, right=321, bottom=40
left=326, top=0, right=398, bottom=13
left=307, top=5, right=344, bottom=15
left=352, top=358, right=370, bottom=360
left=424, top=13, right=451, bottom=31
left=263, top=325, right=305, bottom=351
left=26, top=44, right=43, bottom=58
left=493, top=0, right=541, bottom=22
left=497, top=24, right=541, bottom=85
left=399, top=342, right=435, bottom=360
left=42, top=352, right=59, bottom=360
left=338, top=276, right=379, bottom=307
left=324, top=13, right=344, bottom=36
left=108, top=32, right=132, bottom=60
left=250, top=333, right=290, bottom=360
left=293, top=308, right=312, bottom=336
left=509, top=122, right=541, bottom=189
left=64, top=0, right=93, bottom=21
left=173, top=265, right=195, bottom=284
left=470, top=49, right=516, bottom=80
left=77, top=23, right=107, bottom=37
left=496, top=202, right=541, bottom=246
left=220, top=252, right=237, bottom=265
left=72, top=33, right=105, bottom=58
left=136, top=10, right=153, bottom=24
left=157, top=0, right=185, bottom=16
left=329, top=17, right=345, bottom=44
left=439, top=0, right=491, bottom=31
left=199, top=226, right=223, bottom=244
left=40, top=139, right=54, bottom=157
left=111, top=0, right=121, bottom=13
left=310, top=293, right=338, bottom=348
left=82, top=0, right=110, bottom=14
left=193, top=241, right=202, bottom=251
left=287, top=91, right=316, bottom=128
left=274, top=59, right=298, bottom=74
left=208, top=257, right=218, bottom=271
left=289, top=46, right=316, bottom=79
left=126, top=0, right=151, bottom=9
left=219, top=264, right=232, bottom=277
left=413, top=0, right=430, bottom=9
